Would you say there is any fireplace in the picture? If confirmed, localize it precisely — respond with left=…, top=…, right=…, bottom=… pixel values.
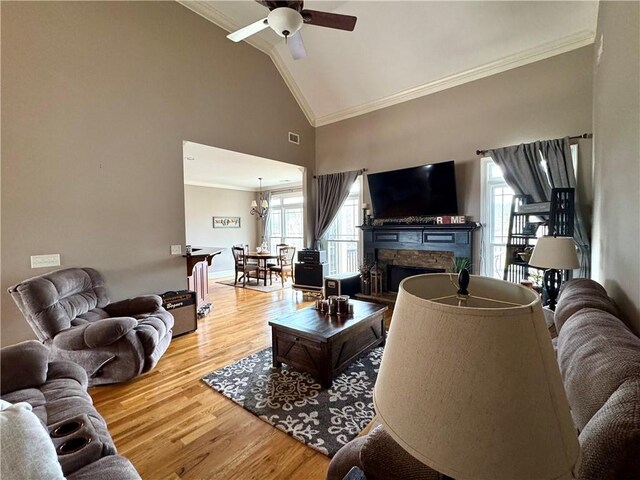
left=358, top=222, right=479, bottom=304
left=374, top=248, right=453, bottom=294
left=387, top=265, right=445, bottom=293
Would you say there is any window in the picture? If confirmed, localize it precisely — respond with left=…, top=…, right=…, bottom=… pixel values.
left=481, top=159, right=514, bottom=278
left=480, top=145, right=578, bottom=278
left=324, top=178, right=362, bottom=275
left=267, top=190, right=304, bottom=252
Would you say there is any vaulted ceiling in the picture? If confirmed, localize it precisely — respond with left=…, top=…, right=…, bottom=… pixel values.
left=179, top=1, right=599, bottom=127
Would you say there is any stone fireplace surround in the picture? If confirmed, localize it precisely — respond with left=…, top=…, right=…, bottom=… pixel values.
left=378, top=249, right=452, bottom=292
left=360, top=223, right=478, bottom=299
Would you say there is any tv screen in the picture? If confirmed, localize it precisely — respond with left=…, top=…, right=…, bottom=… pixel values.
left=367, top=161, right=459, bottom=218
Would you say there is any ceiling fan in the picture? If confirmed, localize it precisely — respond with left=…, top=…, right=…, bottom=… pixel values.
left=227, top=1, right=357, bottom=60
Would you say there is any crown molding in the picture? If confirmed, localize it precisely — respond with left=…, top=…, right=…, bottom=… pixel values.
left=185, top=180, right=301, bottom=191
left=184, top=181, right=258, bottom=192
left=178, top=0, right=272, bottom=55
left=178, top=0, right=315, bottom=126
left=178, top=1, right=595, bottom=128
left=314, top=29, right=596, bottom=126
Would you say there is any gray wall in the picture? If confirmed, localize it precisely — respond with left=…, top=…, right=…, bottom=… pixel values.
left=316, top=47, right=594, bottom=271
left=184, top=185, right=259, bottom=276
left=591, top=1, right=640, bottom=332
left=1, top=1, right=315, bottom=346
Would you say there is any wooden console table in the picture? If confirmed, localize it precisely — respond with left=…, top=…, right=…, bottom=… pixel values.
left=183, top=247, right=224, bottom=315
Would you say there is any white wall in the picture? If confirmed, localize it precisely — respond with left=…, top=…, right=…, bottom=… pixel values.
left=591, top=1, right=640, bottom=332
left=184, top=185, right=259, bottom=277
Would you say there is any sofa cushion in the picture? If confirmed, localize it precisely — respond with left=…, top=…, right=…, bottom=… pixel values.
left=1, top=388, right=48, bottom=426
left=47, top=360, right=89, bottom=390
left=67, top=454, right=141, bottom=480
left=578, top=378, right=640, bottom=480
left=40, top=384, right=115, bottom=455
left=0, top=340, right=49, bottom=395
left=75, top=308, right=110, bottom=324
left=326, top=436, right=367, bottom=480
left=0, top=400, right=65, bottom=480
left=555, top=278, right=619, bottom=333
left=359, top=425, right=440, bottom=480
left=558, top=308, right=640, bottom=431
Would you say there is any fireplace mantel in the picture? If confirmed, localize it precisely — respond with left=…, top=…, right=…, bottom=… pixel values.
left=360, top=222, right=480, bottom=272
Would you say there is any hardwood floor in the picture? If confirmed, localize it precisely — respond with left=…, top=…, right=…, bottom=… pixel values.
left=89, top=280, right=329, bottom=480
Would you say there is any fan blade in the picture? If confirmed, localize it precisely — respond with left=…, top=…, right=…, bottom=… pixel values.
left=287, top=31, right=306, bottom=60
left=227, top=18, right=269, bottom=42
left=301, top=9, right=357, bottom=31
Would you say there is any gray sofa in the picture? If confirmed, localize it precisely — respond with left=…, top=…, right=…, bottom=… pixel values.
left=327, top=278, right=640, bottom=480
left=8, top=267, right=174, bottom=385
left=0, top=340, right=140, bottom=479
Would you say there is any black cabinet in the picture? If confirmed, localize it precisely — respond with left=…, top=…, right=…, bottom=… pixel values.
left=294, top=262, right=329, bottom=288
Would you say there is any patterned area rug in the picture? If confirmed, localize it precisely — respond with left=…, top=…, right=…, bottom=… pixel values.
left=217, top=278, right=293, bottom=293
left=202, top=347, right=383, bottom=457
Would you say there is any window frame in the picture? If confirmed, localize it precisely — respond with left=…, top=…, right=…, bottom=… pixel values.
left=480, top=144, right=579, bottom=278
left=267, top=189, right=304, bottom=252
left=480, top=157, right=514, bottom=278
left=322, top=177, right=363, bottom=275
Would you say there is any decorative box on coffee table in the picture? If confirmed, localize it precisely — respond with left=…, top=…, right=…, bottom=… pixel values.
left=269, top=300, right=388, bottom=387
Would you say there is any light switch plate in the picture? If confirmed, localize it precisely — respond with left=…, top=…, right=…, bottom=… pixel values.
left=31, top=254, right=61, bottom=269
left=170, top=245, right=182, bottom=255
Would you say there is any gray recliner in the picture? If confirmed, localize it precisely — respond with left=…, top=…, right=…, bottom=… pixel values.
left=8, top=267, right=174, bottom=386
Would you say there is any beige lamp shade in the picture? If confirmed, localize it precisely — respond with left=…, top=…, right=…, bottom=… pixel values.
left=374, top=274, right=580, bottom=480
left=529, top=236, right=580, bottom=269
left=250, top=199, right=258, bottom=208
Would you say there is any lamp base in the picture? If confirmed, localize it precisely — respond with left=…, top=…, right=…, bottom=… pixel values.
left=543, top=268, right=563, bottom=311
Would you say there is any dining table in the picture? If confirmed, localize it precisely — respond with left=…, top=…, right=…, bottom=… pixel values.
left=245, top=252, right=280, bottom=286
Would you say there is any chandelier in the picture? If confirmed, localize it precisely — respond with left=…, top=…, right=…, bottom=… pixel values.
left=250, top=177, right=269, bottom=219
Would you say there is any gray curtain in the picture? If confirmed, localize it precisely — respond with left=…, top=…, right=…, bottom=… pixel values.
left=539, top=138, right=591, bottom=277
left=314, top=170, right=361, bottom=248
left=262, top=191, right=273, bottom=245
left=489, top=142, right=551, bottom=203
left=489, top=137, right=590, bottom=276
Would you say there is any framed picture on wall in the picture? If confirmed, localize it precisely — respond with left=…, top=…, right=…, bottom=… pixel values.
left=213, top=216, right=241, bottom=228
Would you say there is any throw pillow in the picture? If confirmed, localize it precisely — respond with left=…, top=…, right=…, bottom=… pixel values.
left=0, top=399, right=65, bottom=480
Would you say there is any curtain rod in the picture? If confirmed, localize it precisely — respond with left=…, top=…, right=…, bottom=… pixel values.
left=313, top=168, right=367, bottom=179
left=476, top=133, right=593, bottom=156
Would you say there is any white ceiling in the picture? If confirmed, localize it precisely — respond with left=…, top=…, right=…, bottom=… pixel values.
left=183, top=141, right=303, bottom=190
left=180, top=1, right=598, bottom=127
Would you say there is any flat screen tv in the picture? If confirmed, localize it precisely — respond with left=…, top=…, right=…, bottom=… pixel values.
left=367, top=161, right=458, bottom=218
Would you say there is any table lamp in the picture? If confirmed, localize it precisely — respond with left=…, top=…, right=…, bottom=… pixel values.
left=529, top=236, right=580, bottom=311
left=374, top=273, right=580, bottom=480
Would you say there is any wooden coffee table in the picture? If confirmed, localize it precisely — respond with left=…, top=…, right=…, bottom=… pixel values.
left=269, top=300, right=388, bottom=387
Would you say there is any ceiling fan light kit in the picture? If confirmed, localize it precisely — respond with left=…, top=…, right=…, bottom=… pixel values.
left=268, top=7, right=303, bottom=38
left=227, top=0, right=357, bottom=60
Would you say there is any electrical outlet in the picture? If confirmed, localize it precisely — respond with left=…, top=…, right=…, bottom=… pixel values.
left=31, top=254, right=61, bottom=269
left=170, top=245, right=182, bottom=255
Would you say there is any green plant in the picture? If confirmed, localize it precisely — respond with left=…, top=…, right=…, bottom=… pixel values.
left=451, top=257, right=472, bottom=273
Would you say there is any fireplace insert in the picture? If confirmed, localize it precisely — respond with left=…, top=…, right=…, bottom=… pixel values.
left=387, top=265, right=445, bottom=293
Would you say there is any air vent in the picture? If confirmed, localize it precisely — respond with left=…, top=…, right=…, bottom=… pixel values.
left=288, top=132, right=300, bottom=145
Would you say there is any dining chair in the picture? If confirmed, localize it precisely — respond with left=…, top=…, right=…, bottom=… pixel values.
left=232, top=246, right=258, bottom=286
left=267, top=243, right=289, bottom=268
left=269, top=246, right=296, bottom=287
left=234, top=244, right=258, bottom=265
